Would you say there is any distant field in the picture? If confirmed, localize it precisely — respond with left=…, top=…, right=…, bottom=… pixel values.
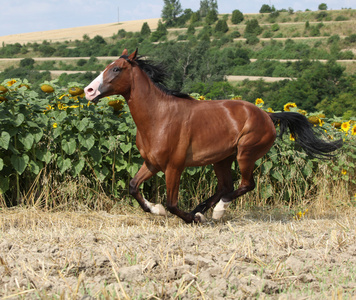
left=0, top=18, right=160, bottom=45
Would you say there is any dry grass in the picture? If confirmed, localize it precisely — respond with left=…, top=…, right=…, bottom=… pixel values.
left=1, top=201, right=356, bottom=299
left=0, top=18, right=160, bottom=45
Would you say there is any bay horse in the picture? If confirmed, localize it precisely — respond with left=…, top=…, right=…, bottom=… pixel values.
left=84, top=49, right=342, bottom=223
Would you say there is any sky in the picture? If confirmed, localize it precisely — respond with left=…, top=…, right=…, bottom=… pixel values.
left=0, top=0, right=354, bottom=37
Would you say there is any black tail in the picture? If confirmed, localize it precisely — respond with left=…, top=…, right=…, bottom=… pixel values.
left=269, top=112, right=343, bottom=158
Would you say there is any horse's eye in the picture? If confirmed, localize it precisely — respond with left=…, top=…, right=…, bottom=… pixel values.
left=113, top=67, right=121, bottom=73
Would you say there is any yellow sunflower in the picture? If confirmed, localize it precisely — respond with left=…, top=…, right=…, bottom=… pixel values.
left=351, top=124, right=356, bottom=136
left=255, top=98, right=264, bottom=106
left=7, top=79, right=17, bottom=86
left=284, top=102, right=297, bottom=111
left=341, top=121, right=351, bottom=133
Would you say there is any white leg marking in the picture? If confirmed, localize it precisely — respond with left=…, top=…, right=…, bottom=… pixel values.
left=212, top=199, right=230, bottom=220
left=144, top=199, right=167, bottom=216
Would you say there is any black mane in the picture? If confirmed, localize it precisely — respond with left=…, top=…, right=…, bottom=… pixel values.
left=122, top=55, right=192, bottom=100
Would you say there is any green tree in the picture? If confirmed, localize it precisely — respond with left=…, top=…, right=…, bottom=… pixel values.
left=150, top=20, right=168, bottom=42
left=199, top=0, right=218, bottom=17
left=215, top=20, right=229, bottom=33
left=318, top=3, right=327, bottom=10
left=190, top=11, right=201, bottom=24
left=244, top=19, right=263, bottom=36
left=161, top=0, right=183, bottom=26
left=187, top=24, right=195, bottom=35
left=206, top=9, right=218, bottom=25
left=140, top=22, right=151, bottom=37
left=20, top=58, right=35, bottom=69
left=231, top=9, right=244, bottom=24
left=259, top=4, right=273, bottom=13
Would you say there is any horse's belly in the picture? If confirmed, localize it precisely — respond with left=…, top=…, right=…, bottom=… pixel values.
left=185, top=142, right=236, bottom=166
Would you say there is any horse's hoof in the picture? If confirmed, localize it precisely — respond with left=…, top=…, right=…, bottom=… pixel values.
left=212, top=209, right=225, bottom=220
left=194, top=212, right=206, bottom=223
left=152, top=204, right=167, bottom=216
left=212, top=200, right=230, bottom=220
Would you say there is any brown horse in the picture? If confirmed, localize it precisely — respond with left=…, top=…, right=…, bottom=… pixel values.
left=84, top=49, right=342, bottom=223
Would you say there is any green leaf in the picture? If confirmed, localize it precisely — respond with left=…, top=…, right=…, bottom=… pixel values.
left=0, top=131, right=10, bottom=150
left=128, top=164, right=139, bottom=178
left=13, top=113, right=25, bottom=127
left=120, top=142, right=132, bottom=154
left=262, top=161, right=273, bottom=175
left=73, top=159, right=85, bottom=176
left=11, top=154, right=29, bottom=175
left=19, top=132, right=34, bottom=150
left=118, top=123, right=129, bottom=132
left=36, top=149, right=52, bottom=164
left=89, top=148, right=102, bottom=164
left=79, top=134, right=95, bottom=151
left=56, top=111, right=67, bottom=122
left=77, top=117, right=89, bottom=132
left=271, top=170, right=283, bottom=183
left=32, top=128, right=44, bottom=143
left=94, top=165, right=109, bottom=181
left=303, top=161, right=313, bottom=177
left=29, top=160, right=42, bottom=175
left=0, top=176, right=9, bottom=193
left=61, top=138, right=76, bottom=155
left=57, top=157, right=71, bottom=174
left=0, top=158, right=3, bottom=171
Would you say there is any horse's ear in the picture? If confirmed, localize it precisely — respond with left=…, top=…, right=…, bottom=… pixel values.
left=121, top=49, right=128, bottom=56
left=128, top=48, right=138, bottom=61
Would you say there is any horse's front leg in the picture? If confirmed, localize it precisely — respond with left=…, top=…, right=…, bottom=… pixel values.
left=129, top=162, right=166, bottom=216
left=165, top=167, right=205, bottom=223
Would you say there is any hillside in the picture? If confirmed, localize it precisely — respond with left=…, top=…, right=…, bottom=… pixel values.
left=0, top=19, right=160, bottom=45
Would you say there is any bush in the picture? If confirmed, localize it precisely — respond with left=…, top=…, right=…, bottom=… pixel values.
left=229, top=30, right=241, bottom=38
left=19, top=58, right=35, bottom=69
left=271, top=24, right=280, bottom=31
left=259, top=4, right=273, bottom=13
left=244, top=19, right=263, bottom=36
left=231, top=9, right=244, bottom=24
left=205, top=9, right=218, bottom=25
left=215, top=20, right=229, bottom=33
left=345, top=34, right=356, bottom=44
left=140, top=22, right=151, bottom=37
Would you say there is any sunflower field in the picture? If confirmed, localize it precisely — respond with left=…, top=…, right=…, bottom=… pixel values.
left=0, top=78, right=355, bottom=211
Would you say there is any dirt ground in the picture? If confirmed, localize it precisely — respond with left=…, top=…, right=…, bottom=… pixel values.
left=1, top=207, right=356, bottom=299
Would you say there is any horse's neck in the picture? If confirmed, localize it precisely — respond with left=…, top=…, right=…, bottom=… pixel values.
left=127, top=70, right=168, bottom=131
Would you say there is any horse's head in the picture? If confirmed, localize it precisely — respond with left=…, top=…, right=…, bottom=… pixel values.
left=84, top=49, right=137, bottom=103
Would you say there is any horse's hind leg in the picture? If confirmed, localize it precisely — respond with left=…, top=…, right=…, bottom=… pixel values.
left=129, top=162, right=167, bottom=216
left=191, top=156, right=234, bottom=216
left=212, top=149, right=257, bottom=220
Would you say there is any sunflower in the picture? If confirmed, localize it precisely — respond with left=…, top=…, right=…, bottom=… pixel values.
left=198, top=95, right=206, bottom=101
left=284, top=102, right=297, bottom=111
left=351, top=124, right=356, bottom=136
left=341, top=121, right=351, bottom=133
left=289, top=134, right=295, bottom=141
left=255, top=98, right=264, bottom=106
left=7, top=79, right=16, bottom=87
left=267, top=107, right=274, bottom=113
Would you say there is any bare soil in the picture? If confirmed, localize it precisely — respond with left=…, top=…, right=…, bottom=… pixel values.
left=1, top=207, right=356, bottom=299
